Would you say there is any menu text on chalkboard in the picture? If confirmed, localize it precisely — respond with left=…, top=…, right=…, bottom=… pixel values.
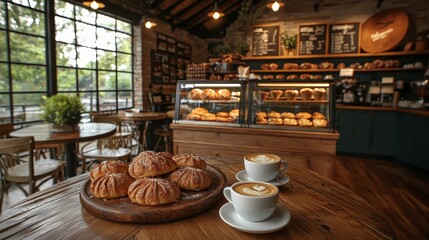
left=329, top=23, right=360, bottom=54
left=298, top=24, right=327, bottom=55
left=252, top=26, right=279, bottom=56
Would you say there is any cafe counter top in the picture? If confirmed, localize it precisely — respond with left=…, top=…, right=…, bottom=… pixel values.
left=0, top=157, right=395, bottom=239
left=337, top=104, right=429, bottom=118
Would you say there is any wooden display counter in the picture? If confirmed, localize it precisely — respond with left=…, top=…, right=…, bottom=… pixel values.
left=171, top=124, right=340, bottom=178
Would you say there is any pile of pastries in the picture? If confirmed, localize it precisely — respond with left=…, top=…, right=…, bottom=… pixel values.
left=185, top=107, right=239, bottom=123
left=188, top=88, right=231, bottom=101
left=255, top=111, right=328, bottom=128
left=256, top=88, right=326, bottom=101
left=89, top=152, right=212, bottom=206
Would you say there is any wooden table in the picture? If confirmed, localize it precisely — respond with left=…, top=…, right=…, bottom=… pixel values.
left=119, top=112, right=167, bottom=151
left=0, top=157, right=395, bottom=239
left=10, top=123, right=116, bottom=178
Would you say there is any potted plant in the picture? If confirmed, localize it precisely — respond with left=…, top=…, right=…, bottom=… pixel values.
left=40, top=94, right=85, bottom=132
left=281, top=32, right=297, bottom=56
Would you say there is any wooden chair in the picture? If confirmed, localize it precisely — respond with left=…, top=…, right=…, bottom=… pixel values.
left=0, top=123, right=14, bottom=139
left=0, top=136, right=65, bottom=212
left=78, top=113, right=133, bottom=173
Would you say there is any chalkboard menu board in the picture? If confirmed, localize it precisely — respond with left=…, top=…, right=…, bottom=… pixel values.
left=252, top=26, right=279, bottom=56
left=329, top=23, right=360, bottom=54
left=298, top=24, right=327, bottom=55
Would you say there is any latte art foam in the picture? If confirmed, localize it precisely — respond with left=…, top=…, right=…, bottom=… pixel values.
left=234, top=182, right=278, bottom=197
left=246, top=154, right=280, bottom=163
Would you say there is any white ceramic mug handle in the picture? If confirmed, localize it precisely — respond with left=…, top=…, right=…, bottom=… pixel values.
left=223, top=187, right=233, bottom=203
left=280, top=160, right=288, bottom=171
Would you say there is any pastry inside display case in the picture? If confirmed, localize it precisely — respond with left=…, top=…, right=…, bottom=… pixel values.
left=174, top=81, right=245, bottom=127
left=248, top=81, right=334, bottom=132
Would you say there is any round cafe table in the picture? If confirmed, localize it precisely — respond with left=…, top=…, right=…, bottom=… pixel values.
left=0, top=157, right=395, bottom=239
left=9, top=123, right=116, bottom=178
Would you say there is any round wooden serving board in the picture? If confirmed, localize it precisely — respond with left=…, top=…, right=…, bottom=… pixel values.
left=80, top=165, right=227, bottom=223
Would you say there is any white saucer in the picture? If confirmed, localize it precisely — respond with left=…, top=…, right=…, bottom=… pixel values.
left=236, top=170, right=290, bottom=187
left=219, top=203, right=291, bottom=234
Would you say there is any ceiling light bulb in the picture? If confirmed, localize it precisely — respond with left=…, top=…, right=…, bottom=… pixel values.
left=213, top=11, right=220, bottom=20
left=90, top=1, right=99, bottom=10
left=272, top=1, right=280, bottom=11
left=145, top=21, right=153, bottom=29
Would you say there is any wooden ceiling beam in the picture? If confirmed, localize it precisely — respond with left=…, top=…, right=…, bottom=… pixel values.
left=185, top=0, right=240, bottom=30
left=175, top=0, right=214, bottom=22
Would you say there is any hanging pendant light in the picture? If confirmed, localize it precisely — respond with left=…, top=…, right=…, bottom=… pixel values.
left=83, top=1, right=105, bottom=10
left=208, top=2, right=225, bottom=20
left=266, top=1, right=285, bottom=12
left=144, top=20, right=157, bottom=29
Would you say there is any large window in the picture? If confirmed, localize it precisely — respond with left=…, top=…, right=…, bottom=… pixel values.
left=0, top=0, right=134, bottom=124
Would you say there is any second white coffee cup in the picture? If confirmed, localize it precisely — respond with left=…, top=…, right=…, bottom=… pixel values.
left=244, top=153, right=288, bottom=182
left=223, top=181, right=279, bottom=222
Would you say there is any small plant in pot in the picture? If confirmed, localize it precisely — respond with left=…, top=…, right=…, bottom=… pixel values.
left=281, top=32, right=297, bottom=56
left=40, top=94, right=85, bottom=132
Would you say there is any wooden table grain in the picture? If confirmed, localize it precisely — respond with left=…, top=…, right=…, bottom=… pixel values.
left=0, top=157, right=395, bottom=240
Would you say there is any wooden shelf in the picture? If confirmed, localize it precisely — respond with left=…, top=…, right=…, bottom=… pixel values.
left=243, top=50, right=429, bottom=60
left=251, top=68, right=426, bottom=73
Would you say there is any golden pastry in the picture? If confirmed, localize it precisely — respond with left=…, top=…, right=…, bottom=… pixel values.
left=190, top=107, right=209, bottom=115
left=216, top=112, right=229, bottom=118
left=168, top=167, right=212, bottom=191
left=89, top=160, right=129, bottom=181
left=281, top=112, right=295, bottom=119
left=172, top=153, right=207, bottom=170
left=267, top=111, right=281, bottom=118
left=256, top=117, right=268, bottom=125
left=90, top=173, right=134, bottom=199
left=298, top=118, right=313, bottom=127
left=128, top=151, right=177, bottom=179
left=215, top=116, right=235, bottom=123
left=201, top=89, right=217, bottom=100
left=300, top=62, right=312, bottom=69
left=200, top=113, right=216, bottom=121
left=299, top=74, right=312, bottom=80
left=313, top=119, right=328, bottom=128
left=268, top=118, right=283, bottom=125
left=189, top=88, right=203, bottom=100
left=256, top=112, right=267, bottom=118
left=312, top=112, right=326, bottom=119
left=217, top=89, right=231, bottom=100
left=286, top=74, right=299, bottom=80
left=296, top=112, right=312, bottom=119
left=229, top=109, right=240, bottom=119
left=185, top=113, right=201, bottom=120
left=299, top=88, right=313, bottom=100
left=313, top=88, right=326, bottom=100
left=276, top=74, right=285, bottom=80
left=128, top=178, right=181, bottom=206
left=283, top=118, right=298, bottom=126
left=285, top=90, right=298, bottom=101
left=283, top=63, right=292, bottom=69
left=270, top=90, right=283, bottom=101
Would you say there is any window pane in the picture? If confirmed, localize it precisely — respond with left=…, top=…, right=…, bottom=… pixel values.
left=0, top=30, right=7, bottom=61
left=0, top=2, right=5, bottom=28
left=96, top=28, right=115, bottom=51
left=0, top=63, right=9, bottom=91
left=11, top=64, right=46, bottom=91
left=8, top=4, right=45, bottom=36
left=117, top=32, right=131, bottom=53
left=55, top=0, right=74, bottom=18
left=117, top=20, right=131, bottom=34
left=78, top=69, right=95, bottom=90
left=117, top=53, right=131, bottom=71
left=98, top=71, right=116, bottom=90
left=99, top=92, right=116, bottom=111
left=77, top=46, right=96, bottom=68
left=77, top=22, right=95, bottom=47
left=80, top=91, right=96, bottom=112
left=118, top=91, right=132, bottom=109
left=13, top=93, right=44, bottom=122
left=97, top=15, right=115, bottom=30
left=55, top=16, right=75, bottom=44
left=10, top=33, right=45, bottom=64
left=75, top=6, right=95, bottom=24
left=97, top=49, right=115, bottom=70
left=56, top=42, right=76, bottom=67
left=11, top=0, right=44, bottom=10
left=57, top=67, right=76, bottom=91
left=118, top=72, right=131, bottom=90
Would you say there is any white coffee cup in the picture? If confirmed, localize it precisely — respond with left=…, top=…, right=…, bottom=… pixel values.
left=244, top=153, right=288, bottom=182
left=223, top=181, right=279, bottom=222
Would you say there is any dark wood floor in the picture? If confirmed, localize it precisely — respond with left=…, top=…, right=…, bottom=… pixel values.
left=1, top=156, right=428, bottom=239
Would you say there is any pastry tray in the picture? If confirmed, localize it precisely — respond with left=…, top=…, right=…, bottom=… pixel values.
left=79, top=165, right=227, bottom=223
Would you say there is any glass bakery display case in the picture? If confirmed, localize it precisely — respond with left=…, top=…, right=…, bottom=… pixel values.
left=247, top=80, right=336, bottom=133
left=174, top=80, right=246, bottom=127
